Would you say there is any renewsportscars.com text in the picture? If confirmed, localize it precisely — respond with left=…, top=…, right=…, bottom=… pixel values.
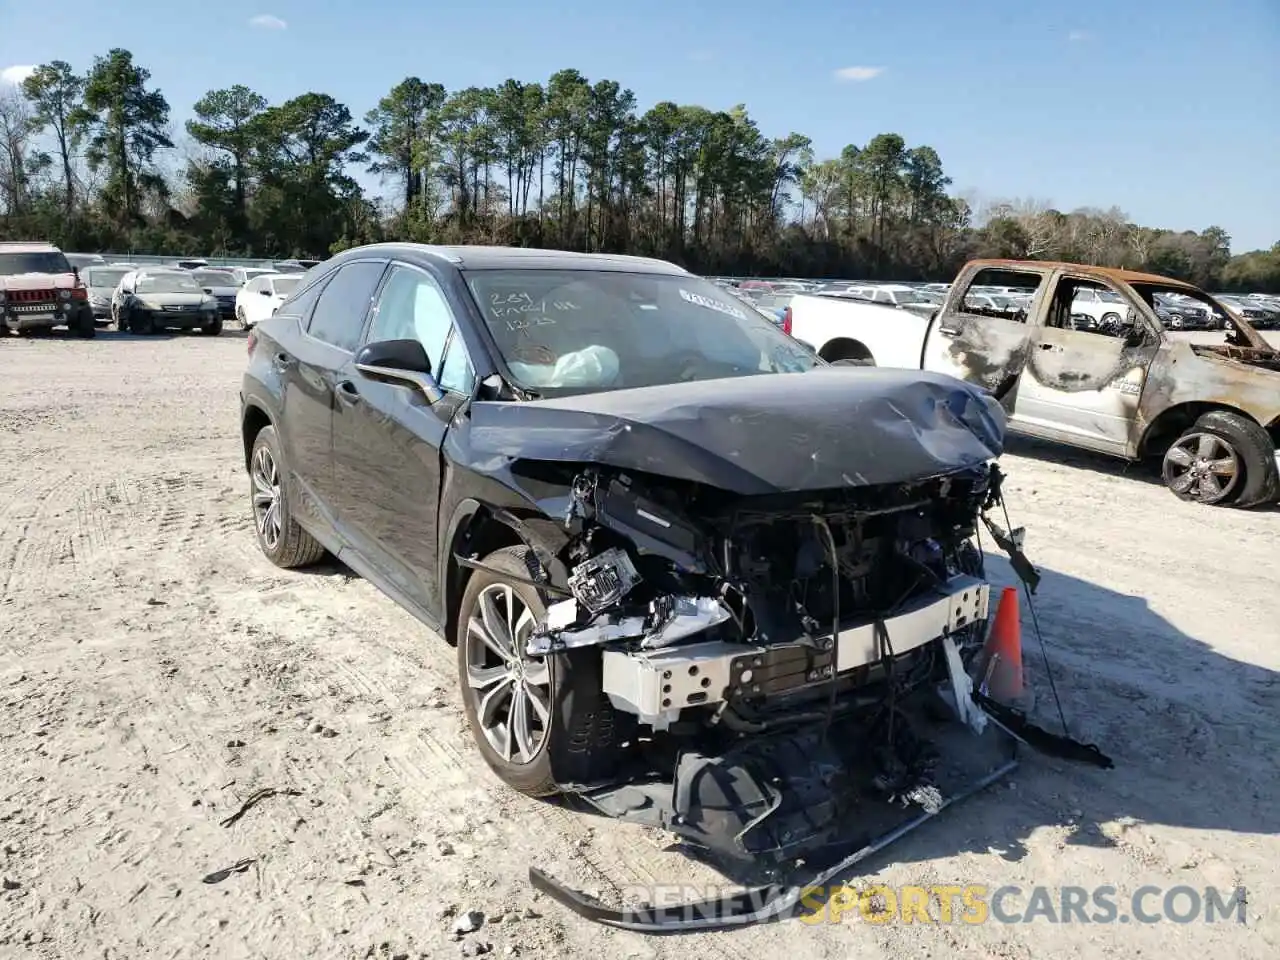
left=616, top=884, right=1247, bottom=925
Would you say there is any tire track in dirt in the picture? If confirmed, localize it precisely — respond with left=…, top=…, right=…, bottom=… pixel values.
left=0, top=470, right=81, bottom=605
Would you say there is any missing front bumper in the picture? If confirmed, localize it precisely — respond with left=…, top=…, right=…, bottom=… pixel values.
left=600, top=576, right=990, bottom=726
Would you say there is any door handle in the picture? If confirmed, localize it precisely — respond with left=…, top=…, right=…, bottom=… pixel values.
left=336, top=380, right=362, bottom=405
left=1038, top=343, right=1063, bottom=352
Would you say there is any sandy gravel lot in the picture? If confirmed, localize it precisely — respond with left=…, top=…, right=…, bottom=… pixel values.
left=2, top=329, right=1278, bottom=960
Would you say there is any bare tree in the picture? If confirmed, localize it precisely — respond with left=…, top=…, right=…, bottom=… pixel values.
left=0, top=91, right=44, bottom=216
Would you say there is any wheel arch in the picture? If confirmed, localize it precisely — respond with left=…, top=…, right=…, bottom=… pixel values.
left=240, top=402, right=274, bottom=471
left=440, top=501, right=570, bottom=648
left=818, top=337, right=876, bottom=364
left=1138, top=401, right=1262, bottom=459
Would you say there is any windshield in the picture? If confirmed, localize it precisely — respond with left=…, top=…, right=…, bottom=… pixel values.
left=1131, top=283, right=1270, bottom=350
left=0, top=251, right=72, bottom=275
left=86, top=268, right=129, bottom=289
left=193, top=270, right=234, bottom=287
left=271, top=276, right=300, bottom=295
left=465, top=269, right=819, bottom=396
left=137, top=274, right=203, bottom=295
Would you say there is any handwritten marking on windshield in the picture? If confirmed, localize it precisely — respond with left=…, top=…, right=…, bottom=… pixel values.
left=489, top=292, right=580, bottom=325
left=679, top=288, right=747, bottom=320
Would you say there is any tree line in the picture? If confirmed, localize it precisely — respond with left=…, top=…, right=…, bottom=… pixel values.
left=0, top=48, right=1276, bottom=291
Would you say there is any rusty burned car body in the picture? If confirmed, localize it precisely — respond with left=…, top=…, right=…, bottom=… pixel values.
left=239, top=245, right=1111, bottom=928
left=786, top=259, right=1280, bottom=508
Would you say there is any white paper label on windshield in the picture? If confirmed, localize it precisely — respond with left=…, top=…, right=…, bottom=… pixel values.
left=680, top=288, right=748, bottom=320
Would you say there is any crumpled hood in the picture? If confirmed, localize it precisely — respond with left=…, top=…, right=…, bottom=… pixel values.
left=468, top=366, right=1007, bottom=495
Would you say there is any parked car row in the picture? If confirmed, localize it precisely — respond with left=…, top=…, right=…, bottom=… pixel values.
left=75, top=257, right=315, bottom=335
left=710, top=275, right=1280, bottom=333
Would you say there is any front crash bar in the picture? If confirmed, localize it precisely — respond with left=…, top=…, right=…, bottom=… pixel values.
left=528, top=754, right=1019, bottom=933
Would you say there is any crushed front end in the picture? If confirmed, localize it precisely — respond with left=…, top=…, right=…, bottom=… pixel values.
left=539, top=465, right=994, bottom=738
left=511, top=462, right=1071, bottom=928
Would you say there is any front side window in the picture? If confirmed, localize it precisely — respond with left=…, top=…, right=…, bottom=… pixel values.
left=366, top=265, right=455, bottom=368
left=464, top=269, right=818, bottom=396
left=436, top=335, right=476, bottom=395
left=306, top=261, right=387, bottom=352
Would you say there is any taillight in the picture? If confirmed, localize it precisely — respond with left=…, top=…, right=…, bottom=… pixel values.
left=782, top=306, right=793, bottom=336
left=247, top=328, right=257, bottom=355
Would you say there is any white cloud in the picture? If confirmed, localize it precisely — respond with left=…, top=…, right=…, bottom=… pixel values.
left=1068, top=29, right=1090, bottom=41
left=0, top=64, right=36, bottom=87
left=249, top=13, right=288, bottom=30
left=833, top=66, right=884, bottom=82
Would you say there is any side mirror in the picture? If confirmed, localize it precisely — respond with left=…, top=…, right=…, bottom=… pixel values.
left=355, top=339, right=443, bottom=402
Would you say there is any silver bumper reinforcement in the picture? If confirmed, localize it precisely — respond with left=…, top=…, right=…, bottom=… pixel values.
left=601, top=575, right=990, bottom=727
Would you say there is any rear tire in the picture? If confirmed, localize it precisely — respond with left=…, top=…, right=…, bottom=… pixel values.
left=456, top=545, right=627, bottom=797
left=1162, top=410, right=1278, bottom=508
left=248, top=425, right=327, bottom=568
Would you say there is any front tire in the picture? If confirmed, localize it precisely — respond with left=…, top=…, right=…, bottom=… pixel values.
left=203, top=316, right=223, bottom=336
left=69, top=305, right=95, bottom=339
left=248, top=425, right=326, bottom=568
left=456, top=546, right=626, bottom=797
left=127, top=309, right=154, bottom=336
left=1161, top=410, right=1279, bottom=508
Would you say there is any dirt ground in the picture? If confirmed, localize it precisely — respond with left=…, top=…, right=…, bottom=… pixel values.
left=2, top=329, right=1278, bottom=960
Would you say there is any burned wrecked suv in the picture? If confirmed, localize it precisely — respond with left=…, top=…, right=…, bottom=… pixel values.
left=239, top=243, right=1006, bottom=798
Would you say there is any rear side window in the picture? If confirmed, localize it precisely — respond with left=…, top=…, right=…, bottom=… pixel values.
left=277, top=273, right=330, bottom=323
left=306, top=261, right=387, bottom=351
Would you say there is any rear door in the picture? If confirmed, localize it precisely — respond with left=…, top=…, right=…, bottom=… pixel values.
left=277, top=259, right=388, bottom=528
left=331, top=260, right=477, bottom=619
left=921, top=263, right=1049, bottom=407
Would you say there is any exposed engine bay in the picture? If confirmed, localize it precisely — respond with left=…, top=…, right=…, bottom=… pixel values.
left=537, top=463, right=994, bottom=732
left=467, top=460, right=1113, bottom=931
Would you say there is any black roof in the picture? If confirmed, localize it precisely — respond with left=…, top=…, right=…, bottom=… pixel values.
left=331, top=243, right=691, bottom=275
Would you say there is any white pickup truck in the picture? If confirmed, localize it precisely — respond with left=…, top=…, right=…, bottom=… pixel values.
left=786, top=258, right=1280, bottom=509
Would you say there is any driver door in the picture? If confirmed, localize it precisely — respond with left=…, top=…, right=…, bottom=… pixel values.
left=921, top=263, right=1049, bottom=408
left=1010, top=273, right=1160, bottom=457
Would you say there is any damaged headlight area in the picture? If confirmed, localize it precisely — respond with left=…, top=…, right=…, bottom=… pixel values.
left=530, top=463, right=997, bottom=730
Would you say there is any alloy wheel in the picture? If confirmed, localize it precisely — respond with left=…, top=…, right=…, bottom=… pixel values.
left=463, top=583, right=552, bottom=765
left=1162, top=433, right=1241, bottom=504
left=251, top=444, right=283, bottom=550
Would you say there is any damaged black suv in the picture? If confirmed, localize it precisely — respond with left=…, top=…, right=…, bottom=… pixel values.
left=239, top=243, right=1007, bottom=801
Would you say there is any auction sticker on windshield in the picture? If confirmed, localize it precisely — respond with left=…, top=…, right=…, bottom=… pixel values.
left=680, top=288, right=747, bottom=320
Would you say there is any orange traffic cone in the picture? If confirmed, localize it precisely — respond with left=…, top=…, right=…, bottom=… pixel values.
left=977, top=586, right=1029, bottom=709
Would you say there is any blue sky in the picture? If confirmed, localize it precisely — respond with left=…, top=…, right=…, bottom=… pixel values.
left=1, top=0, right=1277, bottom=251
